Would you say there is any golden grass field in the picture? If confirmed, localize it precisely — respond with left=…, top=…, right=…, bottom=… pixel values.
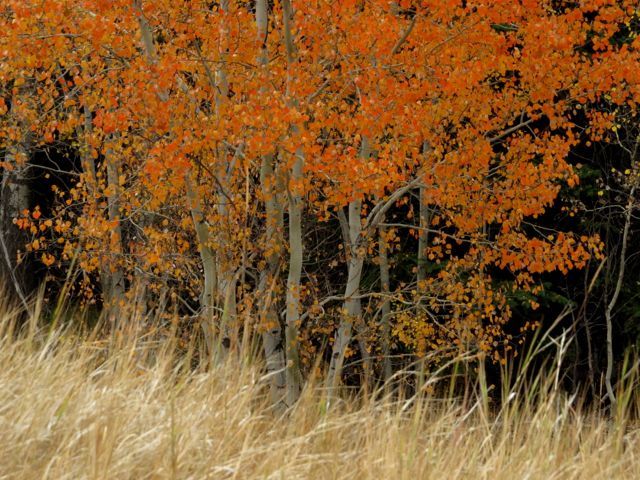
left=1, top=300, right=639, bottom=479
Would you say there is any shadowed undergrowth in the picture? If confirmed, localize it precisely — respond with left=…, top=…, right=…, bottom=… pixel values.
left=1, top=300, right=639, bottom=480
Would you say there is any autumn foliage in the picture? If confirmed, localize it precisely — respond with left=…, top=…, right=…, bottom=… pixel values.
left=1, top=1, right=639, bottom=401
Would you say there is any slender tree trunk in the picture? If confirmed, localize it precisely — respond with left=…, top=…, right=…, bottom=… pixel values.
left=378, top=218, right=393, bottom=382
left=417, top=141, right=432, bottom=287
left=218, top=269, right=237, bottom=353
left=604, top=186, right=635, bottom=409
left=0, top=140, right=31, bottom=310
left=76, top=103, right=104, bottom=292
left=77, top=102, right=127, bottom=311
left=185, top=173, right=218, bottom=356
left=210, top=0, right=234, bottom=357
left=285, top=150, right=304, bottom=404
left=328, top=137, right=372, bottom=389
left=281, top=0, right=304, bottom=405
left=104, top=138, right=125, bottom=310
left=328, top=199, right=365, bottom=389
left=259, top=154, right=287, bottom=408
left=326, top=141, right=421, bottom=390
left=215, top=148, right=237, bottom=356
left=252, top=0, right=300, bottom=402
left=258, top=273, right=287, bottom=408
left=585, top=313, right=596, bottom=398
left=417, top=186, right=432, bottom=286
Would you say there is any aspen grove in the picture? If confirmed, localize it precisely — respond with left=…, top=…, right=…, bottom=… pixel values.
left=1, top=0, right=640, bottom=407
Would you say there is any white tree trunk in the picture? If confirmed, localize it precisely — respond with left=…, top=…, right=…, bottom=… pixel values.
left=259, top=154, right=287, bottom=408
left=328, top=197, right=365, bottom=389
left=76, top=103, right=124, bottom=310
left=185, top=173, right=218, bottom=356
left=282, top=0, right=304, bottom=405
left=328, top=135, right=375, bottom=389
left=0, top=140, right=31, bottom=310
left=103, top=138, right=125, bottom=311
left=285, top=150, right=304, bottom=404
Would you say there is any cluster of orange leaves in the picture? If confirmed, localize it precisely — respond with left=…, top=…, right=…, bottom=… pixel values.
left=0, top=0, right=638, bottom=362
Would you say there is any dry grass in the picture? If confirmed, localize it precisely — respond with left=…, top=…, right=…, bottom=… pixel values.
left=0, top=303, right=639, bottom=479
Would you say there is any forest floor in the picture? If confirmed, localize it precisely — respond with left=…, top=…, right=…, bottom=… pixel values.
left=1, top=302, right=639, bottom=479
